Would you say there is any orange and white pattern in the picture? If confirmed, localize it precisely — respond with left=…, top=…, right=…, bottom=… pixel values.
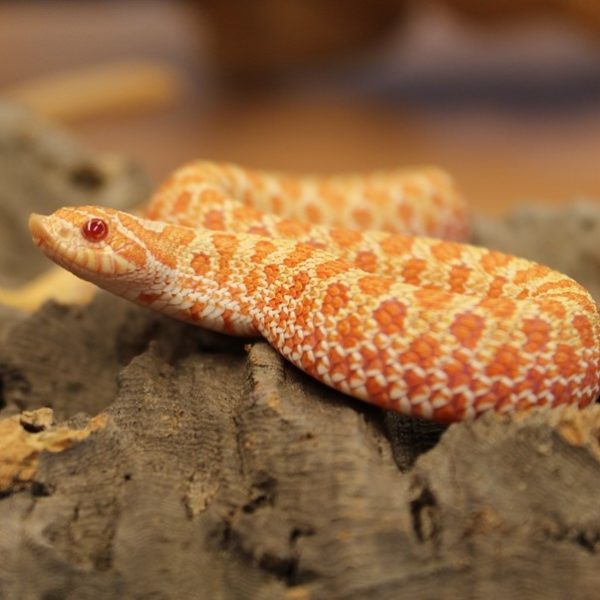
left=29, top=161, right=600, bottom=422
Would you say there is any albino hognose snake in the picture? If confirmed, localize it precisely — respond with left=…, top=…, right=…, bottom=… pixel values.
left=29, top=161, right=600, bottom=422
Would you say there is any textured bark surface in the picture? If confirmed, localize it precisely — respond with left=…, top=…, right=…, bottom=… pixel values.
left=1, top=103, right=600, bottom=599
left=0, top=296, right=599, bottom=599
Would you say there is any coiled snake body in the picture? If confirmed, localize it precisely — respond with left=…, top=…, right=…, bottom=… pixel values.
left=29, top=161, right=600, bottom=422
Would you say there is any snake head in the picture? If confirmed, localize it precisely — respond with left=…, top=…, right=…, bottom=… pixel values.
left=29, top=206, right=147, bottom=286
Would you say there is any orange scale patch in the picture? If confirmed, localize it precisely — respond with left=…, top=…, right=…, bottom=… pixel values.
left=581, top=364, right=600, bottom=400
left=363, top=355, right=386, bottom=377
left=191, top=252, right=212, bottom=276
left=291, top=271, right=311, bottom=294
left=379, top=233, right=414, bottom=257
left=329, top=227, right=362, bottom=249
left=220, top=309, right=236, bottom=333
left=531, top=279, right=577, bottom=297
left=119, top=214, right=195, bottom=270
left=320, top=185, right=346, bottom=210
left=553, top=344, right=579, bottom=378
left=480, top=250, right=513, bottom=273
left=321, top=283, right=350, bottom=316
left=119, top=243, right=147, bottom=268
left=538, top=298, right=566, bottom=320
left=478, top=297, right=517, bottom=320
left=243, top=272, right=261, bottom=295
left=489, top=380, right=514, bottom=402
left=189, top=301, right=206, bottom=321
left=251, top=239, right=278, bottom=263
left=445, top=361, right=474, bottom=390
left=199, top=187, right=227, bottom=206
left=550, top=382, right=570, bottom=405
left=513, top=378, right=539, bottom=397
left=373, top=299, right=407, bottom=335
left=450, top=312, right=486, bottom=350
left=305, top=202, right=322, bottom=223
left=487, top=276, right=508, bottom=298
left=284, top=244, right=315, bottom=268
left=572, top=314, right=595, bottom=348
left=336, top=315, right=364, bottom=349
left=485, top=344, right=522, bottom=379
left=514, top=264, right=551, bottom=285
left=352, top=208, right=373, bottom=229
left=522, top=367, right=545, bottom=392
left=424, top=214, right=438, bottom=234
left=448, top=264, right=471, bottom=293
left=263, top=263, right=280, bottom=285
left=279, top=177, right=301, bottom=199
left=232, top=204, right=264, bottom=221
left=354, top=251, right=378, bottom=273
left=521, top=317, right=551, bottom=353
left=401, top=258, right=427, bottom=285
left=316, top=260, right=350, bottom=279
left=211, top=233, right=239, bottom=284
left=414, top=288, right=454, bottom=311
left=330, top=359, right=351, bottom=383
left=202, top=209, right=226, bottom=231
left=430, top=191, right=445, bottom=208
left=364, top=188, right=390, bottom=207
left=270, top=195, right=283, bottom=214
left=396, top=203, right=415, bottom=226
left=172, top=190, right=192, bottom=216
left=327, top=344, right=346, bottom=367
left=248, top=225, right=270, bottom=237
left=562, top=291, right=598, bottom=313
left=300, top=351, right=317, bottom=375
left=242, top=170, right=265, bottom=193
left=400, top=335, right=439, bottom=369
left=357, top=275, right=391, bottom=297
left=404, top=369, right=425, bottom=392
left=432, top=403, right=462, bottom=423
left=276, top=219, right=312, bottom=239
left=365, top=376, right=387, bottom=398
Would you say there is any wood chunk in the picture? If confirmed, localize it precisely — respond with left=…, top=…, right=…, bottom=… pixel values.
left=1, top=294, right=599, bottom=597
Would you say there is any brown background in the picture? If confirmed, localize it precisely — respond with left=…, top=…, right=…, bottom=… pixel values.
left=1, top=0, right=600, bottom=216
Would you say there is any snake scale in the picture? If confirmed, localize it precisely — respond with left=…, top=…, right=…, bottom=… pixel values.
left=29, top=161, right=600, bottom=422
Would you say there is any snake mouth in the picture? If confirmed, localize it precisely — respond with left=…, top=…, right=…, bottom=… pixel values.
left=29, top=213, right=51, bottom=248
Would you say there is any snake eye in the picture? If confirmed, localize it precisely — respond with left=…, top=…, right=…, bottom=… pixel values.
left=82, top=218, right=108, bottom=242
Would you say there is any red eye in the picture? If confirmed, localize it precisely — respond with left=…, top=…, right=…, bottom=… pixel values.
left=82, top=218, right=108, bottom=241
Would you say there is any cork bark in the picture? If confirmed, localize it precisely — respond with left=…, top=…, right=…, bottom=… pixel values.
left=1, top=101, right=599, bottom=599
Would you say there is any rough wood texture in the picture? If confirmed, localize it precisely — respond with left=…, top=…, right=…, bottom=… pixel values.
left=0, top=295, right=599, bottom=599
left=1, top=103, right=600, bottom=599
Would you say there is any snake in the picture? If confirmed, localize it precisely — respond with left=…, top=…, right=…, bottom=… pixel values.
left=29, top=161, right=600, bottom=422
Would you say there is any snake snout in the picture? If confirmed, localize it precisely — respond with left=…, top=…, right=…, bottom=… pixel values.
left=29, top=213, right=51, bottom=247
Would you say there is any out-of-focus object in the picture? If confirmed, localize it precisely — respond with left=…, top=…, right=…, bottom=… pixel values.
left=190, top=0, right=408, bottom=78
left=0, top=268, right=95, bottom=313
left=0, top=102, right=149, bottom=311
left=444, top=0, right=600, bottom=33
left=3, top=60, right=184, bottom=123
left=191, top=0, right=600, bottom=80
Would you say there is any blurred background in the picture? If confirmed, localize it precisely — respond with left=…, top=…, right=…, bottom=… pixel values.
left=2, top=0, right=600, bottom=215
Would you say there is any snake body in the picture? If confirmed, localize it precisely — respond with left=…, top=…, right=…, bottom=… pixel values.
left=29, top=161, right=600, bottom=422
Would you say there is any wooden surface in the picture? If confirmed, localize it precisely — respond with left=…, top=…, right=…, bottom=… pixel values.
left=1, top=0, right=600, bottom=215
